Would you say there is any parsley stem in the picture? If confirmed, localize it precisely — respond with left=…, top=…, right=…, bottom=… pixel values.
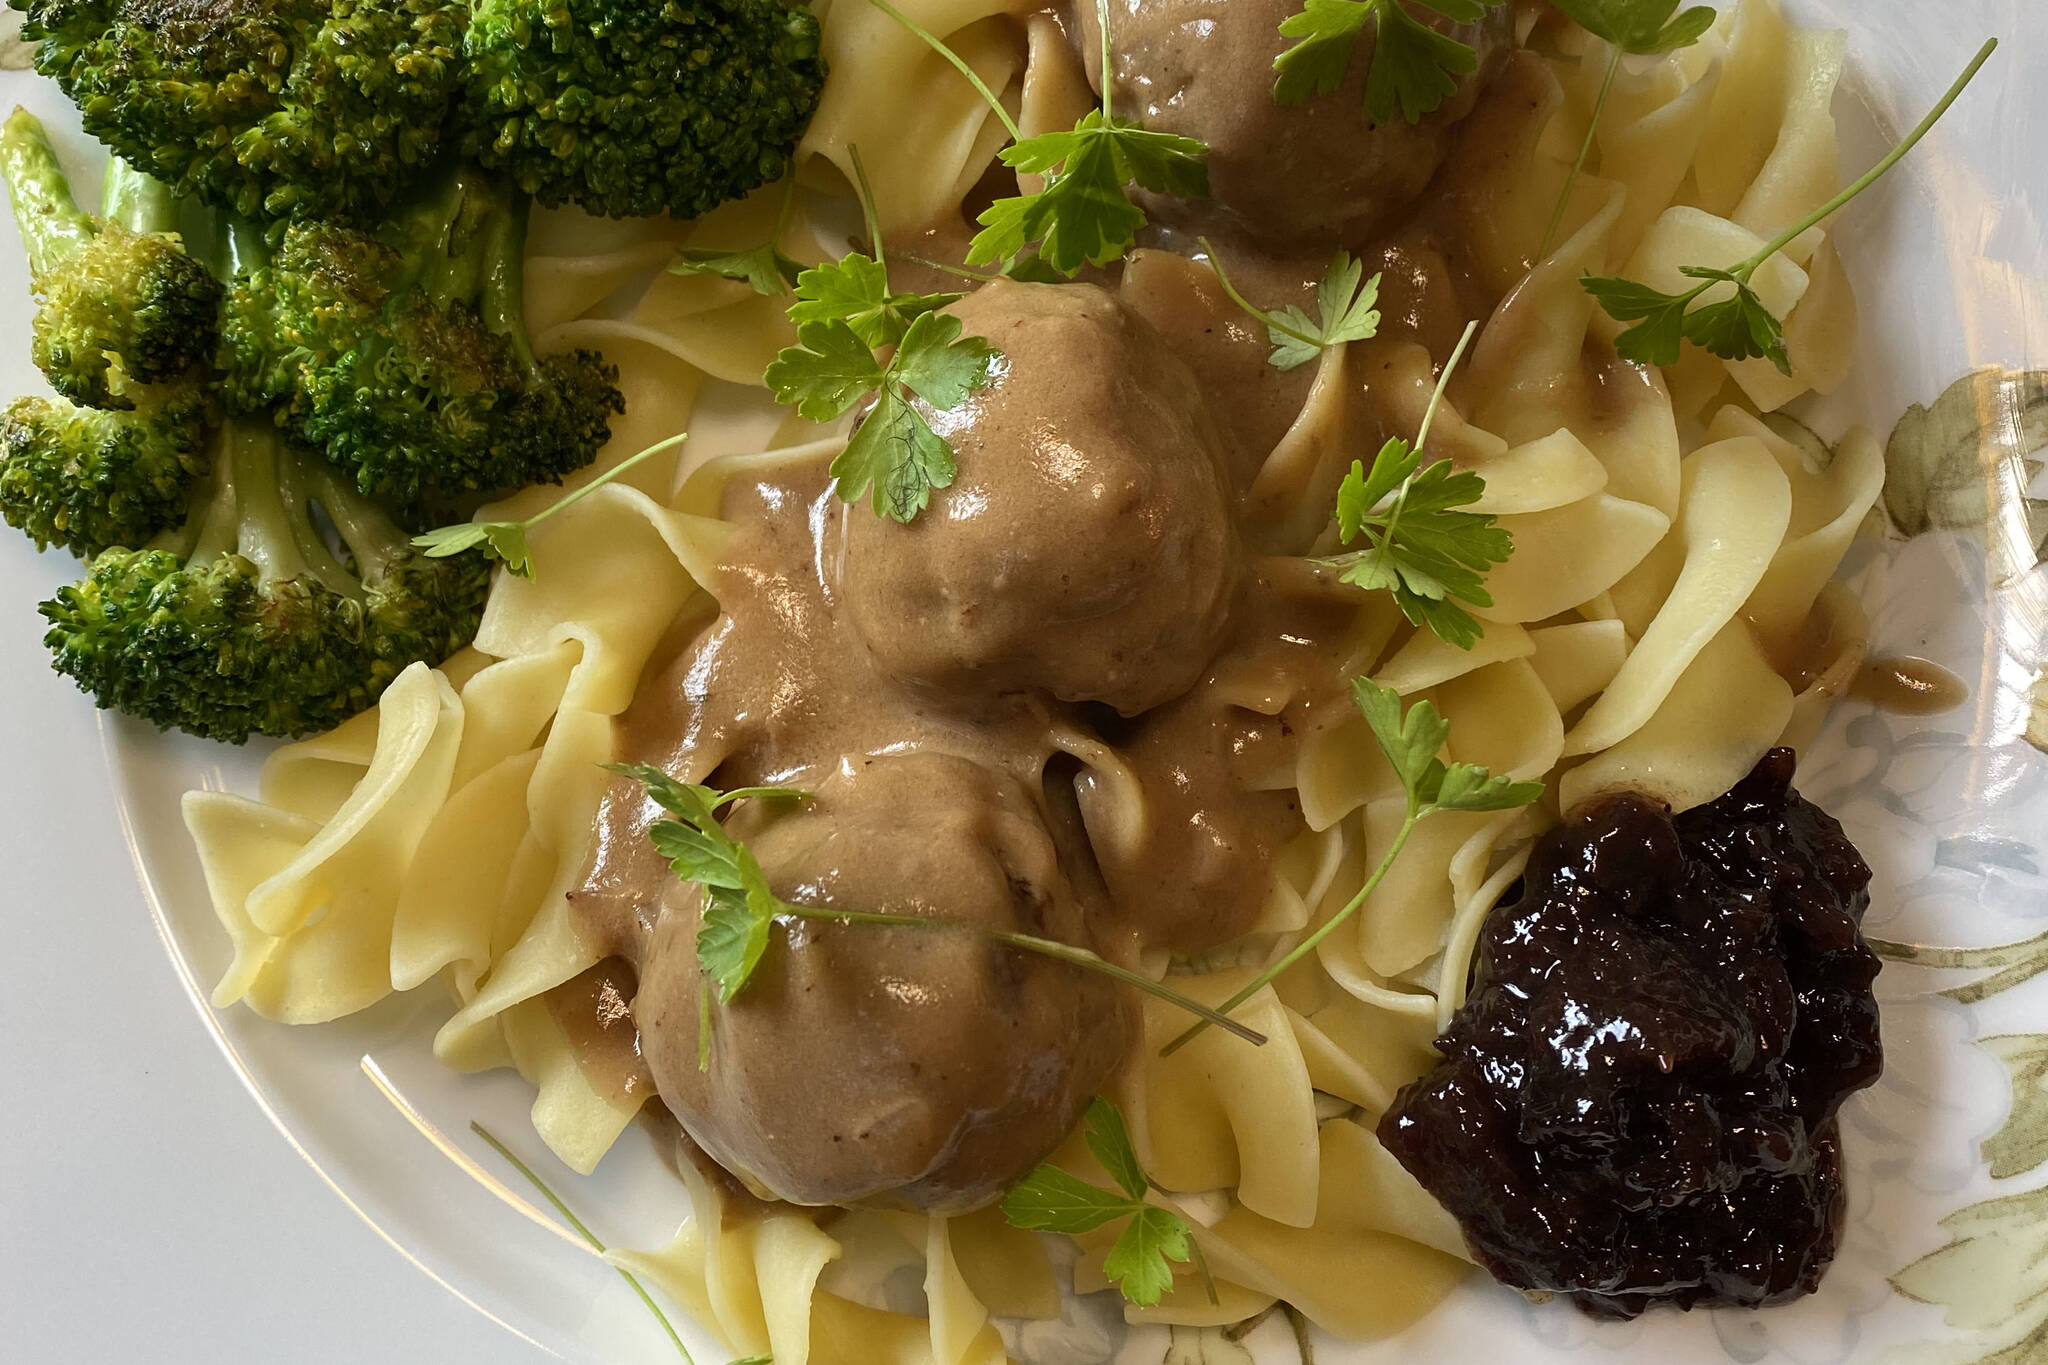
left=895, top=251, right=1005, bottom=284
left=1538, top=42, right=1622, bottom=263
left=526, top=432, right=687, bottom=526
left=1187, top=1234, right=1221, bottom=1306
left=1735, top=36, right=1997, bottom=285
left=786, top=906, right=1270, bottom=1046
left=1161, top=805, right=1424, bottom=1056
left=412, top=432, right=689, bottom=562
left=1348, top=316, right=1477, bottom=588
left=1096, top=0, right=1114, bottom=118
left=1411, top=319, right=1477, bottom=457
left=1197, top=236, right=1325, bottom=351
left=847, top=144, right=888, bottom=266
left=865, top=0, right=1024, bottom=142
left=770, top=170, right=798, bottom=242
left=696, top=978, right=712, bottom=1072
left=470, top=1122, right=699, bottom=1364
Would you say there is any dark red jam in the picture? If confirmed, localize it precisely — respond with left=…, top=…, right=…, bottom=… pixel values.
left=1379, top=749, right=1883, bottom=1318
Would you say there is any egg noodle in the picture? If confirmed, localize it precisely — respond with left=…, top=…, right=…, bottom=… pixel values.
left=183, top=0, right=1885, bottom=1356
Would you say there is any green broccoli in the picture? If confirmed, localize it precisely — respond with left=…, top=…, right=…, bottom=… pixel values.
left=220, top=169, right=624, bottom=513
left=0, top=386, right=214, bottom=557
left=461, top=0, right=827, bottom=221
left=0, top=108, right=220, bottom=408
left=0, top=109, right=217, bottom=557
left=9, top=0, right=466, bottom=224
left=41, top=417, right=491, bottom=743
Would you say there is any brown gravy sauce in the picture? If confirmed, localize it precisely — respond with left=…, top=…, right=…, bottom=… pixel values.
left=553, top=13, right=1882, bottom=1210
left=1851, top=656, right=1969, bottom=716
left=544, top=959, right=654, bottom=1108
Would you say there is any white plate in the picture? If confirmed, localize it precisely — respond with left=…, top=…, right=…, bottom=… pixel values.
left=5, top=4, right=2048, bottom=1362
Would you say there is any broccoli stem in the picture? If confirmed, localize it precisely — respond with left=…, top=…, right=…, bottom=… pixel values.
left=168, top=442, right=238, bottom=562
left=221, top=425, right=307, bottom=585
left=390, top=168, right=542, bottom=380
left=478, top=189, right=542, bottom=380
left=424, top=177, right=493, bottom=303
left=222, top=216, right=272, bottom=279
left=300, top=459, right=417, bottom=588
left=390, top=170, right=493, bottom=301
left=0, top=107, right=95, bottom=280
left=275, top=453, right=365, bottom=599
left=101, top=157, right=180, bottom=236
left=173, top=422, right=358, bottom=598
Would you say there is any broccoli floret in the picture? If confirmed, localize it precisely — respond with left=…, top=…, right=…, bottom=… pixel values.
left=221, top=169, right=624, bottom=513
left=1, top=108, right=221, bottom=408
left=461, top=0, right=826, bottom=220
left=0, top=386, right=213, bottom=557
left=41, top=418, right=491, bottom=742
left=10, top=0, right=465, bottom=224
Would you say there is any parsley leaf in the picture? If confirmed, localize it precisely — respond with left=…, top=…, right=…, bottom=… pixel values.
left=1347, top=678, right=1544, bottom=814
left=1105, top=1208, right=1193, bottom=1309
left=1674, top=266, right=1786, bottom=368
left=1583, top=38, right=1997, bottom=372
left=1322, top=438, right=1513, bottom=648
left=887, top=308, right=1004, bottom=409
left=612, top=763, right=811, bottom=1006
left=1084, top=1093, right=1150, bottom=1199
left=1313, top=321, right=1511, bottom=649
left=1579, top=273, right=1692, bottom=364
left=831, top=389, right=955, bottom=523
left=1581, top=262, right=1785, bottom=378
left=786, top=253, right=962, bottom=349
left=764, top=320, right=890, bottom=423
left=1551, top=0, right=1716, bottom=53
left=872, top=0, right=1210, bottom=278
left=792, top=309, right=999, bottom=523
left=1205, top=240, right=1382, bottom=371
left=1273, top=0, right=1509, bottom=125
left=1160, top=679, right=1541, bottom=1055
left=762, top=144, right=1000, bottom=523
left=668, top=175, right=804, bottom=299
left=412, top=434, right=688, bottom=578
left=1581, top=261, right=1794, bottom=374
left=669, top=241, right=803, bottom=298
left=969, top=110, right=1208, bottom=276
left=1003, top=1098, right=1200, bottom=1308
left=1005, top=1164, right=1138, bottom=1236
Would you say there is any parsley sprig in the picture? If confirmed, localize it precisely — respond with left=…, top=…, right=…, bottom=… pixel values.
left=1204, top=238, right=1383, bottom=371
left=1003, top=1098, right=1215, bottom=1308
left=762, top=148, right=997, bottom=522
left=1538, top=1, right=1715, bottom=260
left=667, top=175, right=804, bottom=298
left=1315, top=321, right=1511, bottom=649
left=1584, top=37, right=1997, bottom=373
left=413, top=433, right=688, bottom=577
left=869, top=0, right=1209, bottom=276
left=1160, top=678, right=1542, bottom=1056
left=1273, top=0, right=1509, bottom=124
left=612, top=764, right=1272, bottom=1068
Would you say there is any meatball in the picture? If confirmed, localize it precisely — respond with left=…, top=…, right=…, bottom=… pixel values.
left=1379, top=751, right=1884, bottom=1318
left=1080, top=0, right=1511, bottom=250
left=635, top=752, right=1130, bottom=1212
left=840, top=279, right=1240, bottom=716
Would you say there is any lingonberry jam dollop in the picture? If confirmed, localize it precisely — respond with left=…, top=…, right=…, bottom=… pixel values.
left=1379, top=749, right=1883, bottom=1318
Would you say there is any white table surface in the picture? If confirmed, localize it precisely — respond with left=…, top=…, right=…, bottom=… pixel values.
left=0, top=518, right=556, bottom=1365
